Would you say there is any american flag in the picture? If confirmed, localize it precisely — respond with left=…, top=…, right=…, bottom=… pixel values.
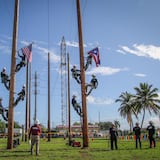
left=21, top=43, right=32, bottom=63
left=88, top=47, right=100, bottom=67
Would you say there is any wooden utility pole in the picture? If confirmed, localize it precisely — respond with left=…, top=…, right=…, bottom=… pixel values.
left=76, top=0, right=89, bottom=148
left=25, top=63, right=29, bottom=141
left=7, top=0, right=19, bottom=149
left=67, top=53, right=71, bottom=145
left=29, top=63, right=32, bottom=128
left=48, top=52, right=51, bottom=141
left=34, top=71, right=38, bottom=122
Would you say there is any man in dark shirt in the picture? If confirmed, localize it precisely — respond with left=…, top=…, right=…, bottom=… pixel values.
left=0, top=98, right=8, bottom=121
left=147, top=121, right=156, bottom=148
left=14, top=85, right=26, bottom=106
left=133, top=122, right=141, bottom=149
left=1, top=67, right=10, bottom=90
left=15, top=51, right=26, bottom=72
left=84, top=55, right=92, bottom=71
left=86, top=74, right=98, bottom=96
left=109, top=124, right=118, bottom=150
left=71, top=65, right=81, bottom=84
left=71, top=95, right=82, bottom=116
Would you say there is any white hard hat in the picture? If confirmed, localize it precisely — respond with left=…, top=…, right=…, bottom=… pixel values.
left=35, top=119, right=40, bottom=125
left=3, top=67, right=6, bottom=70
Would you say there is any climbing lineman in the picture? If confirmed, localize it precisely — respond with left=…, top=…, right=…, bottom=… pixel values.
left=14, top=85, right=26, bottom=106
left=71, top=65, right=81, bottom=84
left=85, top=74, right=98, bottom=96
left=71, top=95, right=82, bottom=117
left=84, top=54, right=92, bottom=71
left=87, top=47, right=100, bottom=67
left=0, top=98, right=8, bottom=121
left=0, top=67, right=10, bottom=90
left=15, top=51, right=26, bottom=72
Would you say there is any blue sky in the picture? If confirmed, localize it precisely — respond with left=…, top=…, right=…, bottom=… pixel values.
left=0, top=0, right=160, bottom=129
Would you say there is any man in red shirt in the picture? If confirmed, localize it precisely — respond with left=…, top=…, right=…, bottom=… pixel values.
left=29, top=119, right=41, bottom=156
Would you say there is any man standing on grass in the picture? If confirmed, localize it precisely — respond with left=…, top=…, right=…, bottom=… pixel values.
left=109, top=124, right=118, bottom=150
left=29, top=119, right=41, bottom=156
left=133, top=122, right=141, bottom=149
left=147, top=121, right=156, bottom=148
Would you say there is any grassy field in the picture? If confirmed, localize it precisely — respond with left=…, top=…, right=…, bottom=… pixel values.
left=0, top=137, right=159, bottom=160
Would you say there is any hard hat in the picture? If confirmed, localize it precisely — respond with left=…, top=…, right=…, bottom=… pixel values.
left=35, top=119, right=40, bottom=125
left=23, top=84, right=26, bottom=88
left=92, top=74, right=96, bottom=77
left=3, top=67, right=6, bottom=71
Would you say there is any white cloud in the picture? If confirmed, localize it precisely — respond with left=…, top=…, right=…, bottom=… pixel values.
left=134, top=73, right=146, bottom=77
left=116, top=49, right=126, bottom=54
left=87, top=95, right=114, bottom=105
left=86, top=66, right=128, bottom=76
left=57, top=40, right=87, bottom=48
left=143, top=116, right=160, bottom=128
left=0, top=45, right=11, bottom=54
left=32, top=42, right=60, bottom=63
left=66, top=41, right=79, bottom=48
left=19, top=40, right=60, bottom=63
left=0, top=36, right=12, bottom=54
left=117, top=44, right=160, bottom=60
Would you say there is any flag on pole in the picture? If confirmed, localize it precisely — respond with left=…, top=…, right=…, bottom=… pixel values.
left=88, top=47, right=100, bottom=67
left=21, top=43, right=32, bottom=63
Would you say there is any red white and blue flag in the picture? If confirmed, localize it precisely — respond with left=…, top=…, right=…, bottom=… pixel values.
left=88, top=47, right=100, bottom=67
left=21, top=43, right=32, bottom=63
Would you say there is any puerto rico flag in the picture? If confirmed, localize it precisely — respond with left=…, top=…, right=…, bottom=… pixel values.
left=88, top=47, right=100, bottom=67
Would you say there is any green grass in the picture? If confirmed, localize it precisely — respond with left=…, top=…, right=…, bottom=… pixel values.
left=0, top=138, right=159, bottom=160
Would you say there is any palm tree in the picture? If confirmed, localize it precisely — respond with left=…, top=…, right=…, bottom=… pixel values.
left=134, top=83, right=160, bottom=128
left=115, top=92, right=137, bottom=131
left=114, top=120, right=120, bottom=129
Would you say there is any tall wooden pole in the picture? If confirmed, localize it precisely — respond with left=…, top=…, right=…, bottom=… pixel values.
left=7, top=0, right=19, bottom=149
left=76, top=0, right=88, bottom=147
left=25, top=63, right=29, bottom=141
left=34, top=71, right=37, bottom=122
left=29, top=63, right=32, bottom=128
left=67, top=53, right=71, bottom=145
left=48, top=52, right=51, bottom=141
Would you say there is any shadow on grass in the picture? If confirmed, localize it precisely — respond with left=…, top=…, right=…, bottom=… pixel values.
left=0, top=150, right=31, bottom=158
left=89, top=146, right=151, bottom=152
left=0, top=155, right=30, bottom=158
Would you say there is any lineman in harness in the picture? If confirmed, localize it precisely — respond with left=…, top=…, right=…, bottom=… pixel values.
left=71, top=95, right=82, bottom=117
left=15, top=51, right=26, bottom=72
left=1, top=67, right=10, bottom=90
left=14, top=85, right=26, bottom=106
left=85, top=74, right=98, bottom=96
left=0, top=98, right=8, bottom=121
left=71, top=65, right=81, bottom=84
left=84, top=54, right=92, bottom=71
